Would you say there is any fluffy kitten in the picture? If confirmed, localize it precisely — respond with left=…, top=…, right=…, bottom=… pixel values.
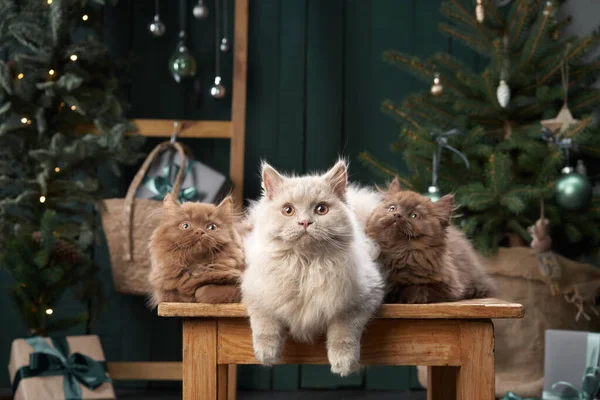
left=241, top=160, right=384, bottom=377
left=148, top=194, right=244, bottom=308
left=366, top=178, right=495, bottom=304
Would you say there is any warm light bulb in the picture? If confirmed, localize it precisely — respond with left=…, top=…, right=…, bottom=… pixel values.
left=70, top=105, right=77, bottom=111
left=26, top=119, right=32, bottom=125
left=39, top=195, right=46, bottom=203
left=45, top=308, right=53, bottom=315
left=69, top=54, right=78, bottom=61
left=49, top=69, right=55, bottom=76
left=47, top=0, right=53, bottom=4
left=60, top=102, right=65, bottom=107
left=17, top=73, right=24, bottom=80
left=54, top=167, right=60, bottom=173
left=82, top=14, right=89, bottom=21
left=21, top=117, right=28, bottom=124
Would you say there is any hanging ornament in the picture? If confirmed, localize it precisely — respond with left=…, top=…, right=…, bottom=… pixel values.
left=211, top=0, right=227, bottom=99
left=424, top=129, right=470, bottom=202
left=496, top=80, right=511, bottom=108
left=550, top=138, right=593, bottom=211
left=496, top=36, right=511, bottom=108
left=430, top=73, right=443, bottom=96
left=169, top=0, right=197, bottom=83
left=528, top=199, right=562, bottom=295
left=193, top=0, right=209, bottom=19
left=475, top=0, right=485, bottom=23
left=148, top=0, right=166, bottom=37
left=219, top=0, right=230, bottom=52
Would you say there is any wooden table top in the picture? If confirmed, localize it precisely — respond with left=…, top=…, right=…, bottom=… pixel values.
left=158, top=298, right=524, bottom=319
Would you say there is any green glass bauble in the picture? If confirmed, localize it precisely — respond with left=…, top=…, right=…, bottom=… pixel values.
left=424, top=185, right=441, bottom=202
left=555, top=168, right=593, bottom=210
left=168, top=43, right=197, bottom=82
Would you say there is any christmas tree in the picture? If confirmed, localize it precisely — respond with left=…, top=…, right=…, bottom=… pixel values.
left=0, top=0, right=144, bottom=335
left=362, top=0, right=600, bottom=257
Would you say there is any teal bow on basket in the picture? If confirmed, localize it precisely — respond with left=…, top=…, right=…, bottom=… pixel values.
left=143, top=161, right=198, bottom=202
left=12, top=336, right=111, bottom=400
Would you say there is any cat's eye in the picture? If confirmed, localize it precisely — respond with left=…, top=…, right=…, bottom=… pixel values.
left=207, top=223, right=218, bottom=231
left=314, top=203, right=329, bottom=215
left=388, top=205, right=397, bottom=212
left=180, top=221, right=192, bottom=230
left=410, top=213, right=419, bottom=219
left=281, top=204, right=295, bottom=216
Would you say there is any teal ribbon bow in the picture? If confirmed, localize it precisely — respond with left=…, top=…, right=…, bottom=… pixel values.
left=143, top=161, right=198, bottom=202
left=502, top=333, right=600, bottom=400
left=12, top=336, right=111, bottom=400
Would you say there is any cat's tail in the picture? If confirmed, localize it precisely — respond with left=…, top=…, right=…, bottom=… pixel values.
left=346, top=184, right=382, bottom=229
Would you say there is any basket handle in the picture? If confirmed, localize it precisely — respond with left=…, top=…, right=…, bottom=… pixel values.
left=122, top=141, right=187, bottom=261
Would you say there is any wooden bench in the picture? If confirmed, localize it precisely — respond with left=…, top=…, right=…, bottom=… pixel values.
left=158, top=298, right=524, bottom=400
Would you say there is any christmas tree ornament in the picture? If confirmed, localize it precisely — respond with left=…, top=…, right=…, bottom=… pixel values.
left=540, top=51, right=579, bottom=134
left=193, top=0, right=209, bottom=19
left=219, top=0, right=230, bottom=53
left=496, top=79, right=510, bottom=108
left=148, top=0, right=166, bottom=37
left=211, top=0, right=227, bottom=99
left=169, top=1, right=197, bottom=83
left=552, top=138, right=593, bottom=211
left=424, top=129, right=470, bottom=202
left=475, top=0, right=485, bottom=23
left=430, top=73, right=443, bottom=96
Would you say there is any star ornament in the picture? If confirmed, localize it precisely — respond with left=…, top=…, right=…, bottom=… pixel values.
left=540, top=104, right=580, bottom=134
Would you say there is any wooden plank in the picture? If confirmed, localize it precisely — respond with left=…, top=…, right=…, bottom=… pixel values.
left=134, top=119, right=232, bottom=139
left=158, top=298, right=524, bottom=319
left=230, top=0, right=249, bottom=204
left=427, top=366, right=458, bottom=400
left=457, top=320, right=495, bottom=400
left=183, top=319, right=217, bottom=400
left=227, top=365, right=237, bottom=400
left=218, top=364, right=228, bottom=400
left=106, top=361, right=182, bottom=380
left=217, top=319, right=461, bottom=366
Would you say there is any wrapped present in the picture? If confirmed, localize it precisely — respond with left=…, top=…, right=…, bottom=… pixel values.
left=8, top=335, right=115, bottom=400
left=135, top=147, right=232, bottom=204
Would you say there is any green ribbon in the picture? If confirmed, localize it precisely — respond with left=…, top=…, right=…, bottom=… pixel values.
left=12, top=336, right=111, bottom=400
left=502, top=333, right=600, bottom=400
left=142, top=161, right=198, bottom=202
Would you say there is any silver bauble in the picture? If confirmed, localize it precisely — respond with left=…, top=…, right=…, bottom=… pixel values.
left=193, top=1, right=209, bottom=19
left=148, top=15, right=166, bottom=37
left=210, top=76, right=226, bottom=99
left=220, top=38, right=230, bottom=53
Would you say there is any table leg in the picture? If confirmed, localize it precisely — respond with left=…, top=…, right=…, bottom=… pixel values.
left=218, top=365, right=228, bottom=400
left=457, top=320, right=495, bottom=400
left=183, top=319, right=217, bottom=400
left=427, top=366, right=457, bottom=400
left=227, top=365, right=237, bottom=400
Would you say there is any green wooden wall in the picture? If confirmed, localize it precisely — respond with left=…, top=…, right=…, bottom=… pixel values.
left=0, top=0, right=478, bottom=391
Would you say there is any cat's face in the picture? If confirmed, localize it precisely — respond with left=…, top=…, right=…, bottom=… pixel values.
left=367, top=178, right=453, bottom=244
left=258, top=160, right=353, bottom=249
left=154, top=194, right=234, bottom=257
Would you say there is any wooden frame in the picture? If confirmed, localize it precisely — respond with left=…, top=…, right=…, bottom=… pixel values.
left=158, top=299, right=525, bottom=400
left=105, top=0, right=248, bottom=392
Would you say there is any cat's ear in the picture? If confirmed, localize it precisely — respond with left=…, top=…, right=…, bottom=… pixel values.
left=323, top=160, right=348, bottom=200
left=216, top=196, right=233, bottom=220
left=388, top=177, right=402, bottom=193
left=163, top=193, right=180, bottom=211
left=262, top=162, right=284, bottom=200
left=432, top=194, right=454, bottom=228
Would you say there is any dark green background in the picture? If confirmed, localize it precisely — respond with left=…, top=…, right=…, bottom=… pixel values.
left=0, top=0, right=481, bottom=391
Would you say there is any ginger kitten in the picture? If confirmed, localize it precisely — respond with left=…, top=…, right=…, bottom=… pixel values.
left=241, top=160, right=384, bottom=377
left=366, top=178, right=495, bottom=304
left=148, top=194, right=244, bottom=308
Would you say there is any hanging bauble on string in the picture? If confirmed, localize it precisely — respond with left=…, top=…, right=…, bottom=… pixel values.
left=169, top=32, right=197, bottom=83
left=193, top=0, right=209, bottom=19
left=220, top=38, right=230, bottom=53
left=497, top=80, right=510, bottom=108
left=148, top=0, right=166, bottom=37
left=430, top=73, right=443, bottom=96
left=555, top=162, right=593, bottom=211
left=475, top=0, right=485, bottom=23
left=424, top=185, right=442, bottom=202
left=219, top=0, right=231, bottom=52
left=210, top=76, right=226, bottom=99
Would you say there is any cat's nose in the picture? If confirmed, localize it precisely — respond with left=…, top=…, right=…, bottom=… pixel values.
left=298, top=220, right=313, bottom=229
left=393, top=213, right=401, bottom=219
left=195, top=229, right=205, bottom=235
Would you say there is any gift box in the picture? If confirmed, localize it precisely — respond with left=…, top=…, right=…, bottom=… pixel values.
left=135, top=147, right=232, bottom=204
left=543, top=329, right=600, bottom=399
left=8, top=335, right=115, bottom=400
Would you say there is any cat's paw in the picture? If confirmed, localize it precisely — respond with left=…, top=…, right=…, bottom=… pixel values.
left=329, top=353, right=361, bottom=377
left=253, top=336, right=284, bottom=366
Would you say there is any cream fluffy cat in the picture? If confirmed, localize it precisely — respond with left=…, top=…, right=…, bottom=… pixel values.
left=241, top=160, right=384, bottom=377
